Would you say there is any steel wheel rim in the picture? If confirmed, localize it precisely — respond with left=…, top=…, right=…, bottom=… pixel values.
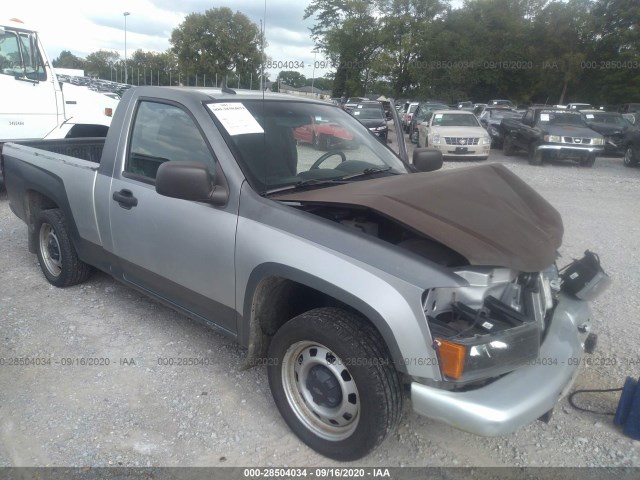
left=281, top=341, right=360, bottom=441
left=39, top=223, right=62, bottom=277
left=624, top=147, right=632, bottom=165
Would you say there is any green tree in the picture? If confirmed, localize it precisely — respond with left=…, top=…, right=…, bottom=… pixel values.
left=52, top=50, right=85, bottom=70
left=278, top=70, right=307, bottom=88
left=375, top=0, right=450, bottom=97
left=170, top=7, right=262, bottom=87
left=586, top=0, right=640, bottom=103
left=305, top=76, right=333, bottom=91
left=530, top=0, right=591, bottom=104
left=84, top=50, right=120, bottom=80
left=305, top=0, right=382, bottom=97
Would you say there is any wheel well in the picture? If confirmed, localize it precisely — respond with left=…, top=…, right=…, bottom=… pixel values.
left=25, top=190, right=59, bottom=253
left=244, top=276, right=377, bottom=366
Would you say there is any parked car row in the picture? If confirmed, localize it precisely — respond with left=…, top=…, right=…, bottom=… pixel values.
left=295, top=98, right=389, bottom=148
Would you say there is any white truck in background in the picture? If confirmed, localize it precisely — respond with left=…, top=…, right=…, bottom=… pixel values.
left=0, top=18, right=118, bottom=144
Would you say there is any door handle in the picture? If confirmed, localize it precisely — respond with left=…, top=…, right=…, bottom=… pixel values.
left=112, top=189, right=138, bottom=209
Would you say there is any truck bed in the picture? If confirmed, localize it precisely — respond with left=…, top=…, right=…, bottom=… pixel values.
left=7, top=138, right=105, bottom=164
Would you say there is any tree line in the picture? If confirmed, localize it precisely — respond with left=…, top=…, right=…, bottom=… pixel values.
left=52, top=1, right=639, bottom=104
left=306, top=0, right=640, bottom=104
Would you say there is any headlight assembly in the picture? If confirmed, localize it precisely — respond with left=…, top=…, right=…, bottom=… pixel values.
left=544, top=135, right=562, bottom=142
left=423, top=267, right=560, bottom=382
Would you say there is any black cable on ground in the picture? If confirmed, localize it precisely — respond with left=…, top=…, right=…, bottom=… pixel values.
left=568, top=387, right=623, bottom=415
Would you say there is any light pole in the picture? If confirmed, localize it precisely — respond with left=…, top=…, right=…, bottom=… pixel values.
left=123, top=12, right=130, bottom=84
left=311, top=50, right=318, bottom=97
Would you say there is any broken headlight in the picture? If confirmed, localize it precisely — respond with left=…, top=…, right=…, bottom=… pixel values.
left=424, top=266, right=559, bottom=383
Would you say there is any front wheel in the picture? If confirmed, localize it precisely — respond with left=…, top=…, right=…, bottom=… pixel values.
left=35, top=209, right=92, bottom=287
left=267, top=308, right=402, bottom=461
left=580, top=153, right=596, bottom=168
left=624, top=145, right=639, bottom=167
left=528, top=142, right=543, bottom=165
left=503, top=135, right=515, bottom=156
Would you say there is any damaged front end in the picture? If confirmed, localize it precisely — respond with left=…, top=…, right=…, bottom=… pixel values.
left=410, top=251, right=609, bottom=436
left=424, top=250, right=608, bottom=385
left=423, top=265, right=561, bottom=384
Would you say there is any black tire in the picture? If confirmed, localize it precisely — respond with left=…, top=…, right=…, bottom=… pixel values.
left=624, top=145, right=639, bottom=167
left=35, top=209, right=92, bottom=287
left=528, top=142, right=543, bottom=165
left=502, top=135, right=515, bottom=156
left=267, top=307, right=402, bottom=461
left=580, top=152, right=596, bottom=168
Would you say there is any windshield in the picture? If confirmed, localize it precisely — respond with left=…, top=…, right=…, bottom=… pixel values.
left=539, top=111, right=587, bottom=126
left=352, top=106, right=385, bottom=120
left=207, top=100, right=409, bottom=194
left=416, top=104, right=448, bottom=122
left=585, top=113, right=627, bottom=126
left=489, top=109, right=519, bottom=120
left=432, top=112, right=481, bottom=127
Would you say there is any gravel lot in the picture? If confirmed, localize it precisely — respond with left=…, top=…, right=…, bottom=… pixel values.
left=1, top=135, right=640, bottom=468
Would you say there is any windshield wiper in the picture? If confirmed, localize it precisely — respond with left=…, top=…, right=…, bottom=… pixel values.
left=263, top=177, right=349, bottom=195
left=262, top=167, right=396, bottom=196
left=341, top=166, right=395, bottom=179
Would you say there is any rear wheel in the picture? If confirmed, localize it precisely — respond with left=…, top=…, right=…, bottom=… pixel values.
left=624, top=145, right=639, bottom=167
left=267, top=307, right=402, bottom=461
left=35, top=209, right=92, bottom=287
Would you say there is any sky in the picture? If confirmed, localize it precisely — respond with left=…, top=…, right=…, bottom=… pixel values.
left=9, top=0, right=327, bottom=82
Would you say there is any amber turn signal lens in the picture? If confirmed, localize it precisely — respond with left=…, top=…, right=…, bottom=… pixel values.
left=105, top=108, right=113, bottom=117
left=435, top=338, right=466, bottom=380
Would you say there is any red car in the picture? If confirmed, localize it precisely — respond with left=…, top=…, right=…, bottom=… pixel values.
left=293, top=116, right=354, bottom=150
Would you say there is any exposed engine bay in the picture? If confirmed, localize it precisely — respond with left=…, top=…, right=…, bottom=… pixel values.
left=298, top=203, right=469, bottom=267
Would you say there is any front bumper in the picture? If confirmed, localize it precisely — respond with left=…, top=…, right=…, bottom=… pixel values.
left=537, top=144, right=604, bottom=156
left=411, top=293, right=591, bottom=436
left=432, top=144, right=490, bottom=159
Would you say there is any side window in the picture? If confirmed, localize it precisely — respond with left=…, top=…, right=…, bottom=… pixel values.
left=523, top=110, right=534, bottom=125
left=126, top=101, right=215, bottom=181
left=0, top=31, right=22, bottom=76
left=19, top=33, right=46, bottom=81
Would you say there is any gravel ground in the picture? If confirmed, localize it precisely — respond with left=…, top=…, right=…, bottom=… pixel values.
left=1, top=135, right=640, bottom=468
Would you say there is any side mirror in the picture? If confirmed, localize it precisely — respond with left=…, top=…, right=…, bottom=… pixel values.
left=413, top=148, right=443, bottom=172
left=155, top=161, right=227, bottom=205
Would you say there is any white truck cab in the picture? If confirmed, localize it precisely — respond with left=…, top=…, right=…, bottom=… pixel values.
left=0, top=18, right=117, bottom=141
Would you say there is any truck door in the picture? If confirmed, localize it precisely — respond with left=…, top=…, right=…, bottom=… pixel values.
left=0, top=29, right=61, bottom=140
left=515, top=110, right=536, bottom=148
left=107, top=100, right=238, bottom=334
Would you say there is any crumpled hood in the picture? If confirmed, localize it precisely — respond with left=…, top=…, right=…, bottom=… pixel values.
left=275, top=163, right=563, bottom=272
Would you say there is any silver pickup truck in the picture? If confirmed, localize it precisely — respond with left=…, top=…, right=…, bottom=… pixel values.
left=2, top=87, right=607, bottom=461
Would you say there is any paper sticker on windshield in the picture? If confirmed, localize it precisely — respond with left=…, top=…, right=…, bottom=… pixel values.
left=207, top=103, right=264, bottom=135
left=586, top=114, right=594, bottom=119
left=540, top=113, right=550, bottom=122
left=434, top=114, right=443, bottom=119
